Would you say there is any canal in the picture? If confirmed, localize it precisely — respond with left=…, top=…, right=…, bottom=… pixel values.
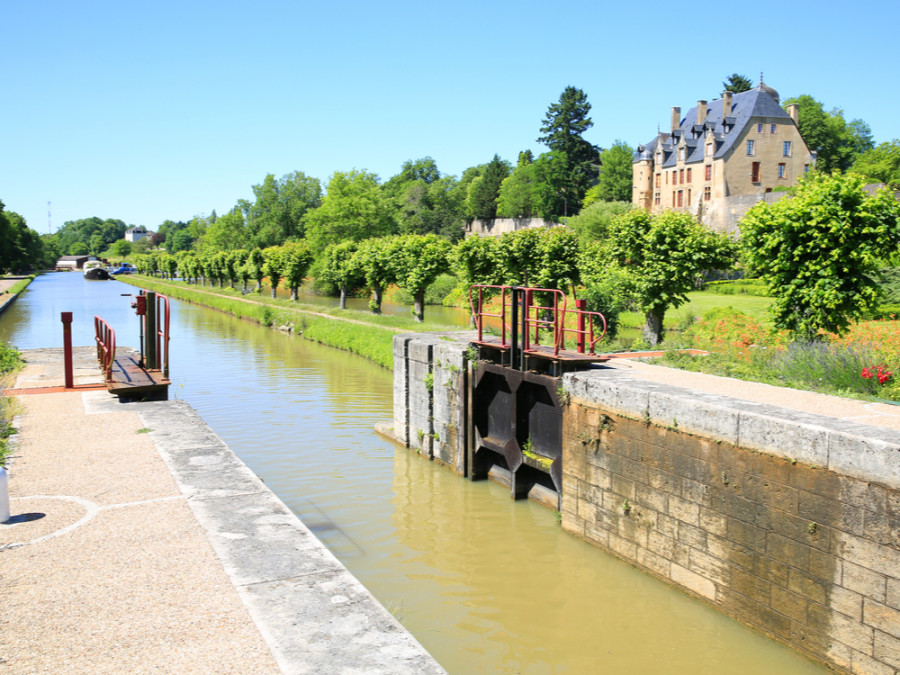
left=0, top=273, right=826, bottom=674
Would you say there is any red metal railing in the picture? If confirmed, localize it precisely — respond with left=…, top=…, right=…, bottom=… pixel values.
left=469, top=285, right=607, bottom=357
left=94, top=315, right=116, bottom=382
left=152, top=293, right=171, bottom=378
left=468, top=285, right=511, bottom=346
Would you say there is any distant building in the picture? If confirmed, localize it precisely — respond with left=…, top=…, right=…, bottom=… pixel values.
left=55, top=255, right=92, bottom=270
left=465, top=218, right=562, bottom=237
left=125, top=226, right=153, bottom=243
left=632, top=81, right=815, bottom=232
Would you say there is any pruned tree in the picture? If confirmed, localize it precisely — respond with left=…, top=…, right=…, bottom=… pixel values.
left=390, top=234, right=452, bottom=322
left=741, top=171, right=900, bottom=339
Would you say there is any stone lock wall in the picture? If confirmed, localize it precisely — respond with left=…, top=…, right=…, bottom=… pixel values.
left=562, top=369, right=900, bottom=674
left=393, top=334, right=900, bottom=673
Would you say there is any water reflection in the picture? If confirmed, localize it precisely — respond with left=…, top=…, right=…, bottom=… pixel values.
left=0, top=273, right=825, bottom=674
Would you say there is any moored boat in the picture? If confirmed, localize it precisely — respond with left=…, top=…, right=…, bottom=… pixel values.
left=83, top=260, right=112, bottom=280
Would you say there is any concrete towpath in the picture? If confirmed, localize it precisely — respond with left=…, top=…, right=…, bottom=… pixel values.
left=604, top=358, right=900, bottom=433
left=0, top=348, right=445, bottom=674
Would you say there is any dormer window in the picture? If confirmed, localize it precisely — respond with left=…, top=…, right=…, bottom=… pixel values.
left=678, top=147, right=685, bottom=162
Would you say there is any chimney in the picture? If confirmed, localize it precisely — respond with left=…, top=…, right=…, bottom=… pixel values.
left=671, top=106, right=681, bottom=133
left=722, top=91, right=733, bottom=118
left=787, top=103, right=799, bottom=124
left=697, top=100, right=708, bottom=126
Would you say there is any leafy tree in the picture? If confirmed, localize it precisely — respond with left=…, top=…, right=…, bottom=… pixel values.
left=530, top=151, right=571, bottom=220
left=722, top=74, right=753, bottom=93
left=318, top=241, right=361, bottom=308
left=585, top=141, right=634, bottom=205
left=383, top=160, right=465, bottom=241
left=303, top=170, right=396, bottom=254
left=280, top=241, right=314, bottom=300
left=69, top=241, right=88, bottom=255
left=390, top=234, right=452, bottom=321
left=244, top=248, right=266, bottom=292
left=536, top=86, right=599, bottom=212
left=262, top=246, right=284, bottom=298
left=610, top=210, right=736, bottom=345
left=740, top=172, right=900, bottom=339
left=353, top=237, right=397, bottom=313
left=497, top=152, right=536, bottom=218
left=89, top=233, right=104, bottom=255
left=109, top=240, right=132, bottom=258
left=784, top=95, right=874, bottom=173
left=568, top=200, right=633, bottom=244
left=201, top=208, right=246, bottom=251
left=241, top=171, right=322, bottom=248
left=0, top=203, right=48, bottom=273
left=852, top=140, right=900, bottom=187
left=168, top=229, right=195, bottom=253
left=452, top=234, right=506, bottom=288
left=466, top=155, right=511, bottom=220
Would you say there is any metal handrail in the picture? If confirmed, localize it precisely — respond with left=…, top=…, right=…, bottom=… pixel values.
left=94, top=315, right=116, bottom=382
left=520, top=287, right=567, bottom=356
left=468, top=285, right=510, bottom=345
left=560, top=309, right=608, bottom=354
left=154, top=293, right=171, bottom=378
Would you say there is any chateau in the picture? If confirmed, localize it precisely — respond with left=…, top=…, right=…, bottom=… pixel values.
left=632, top=81, right=815, bottom=231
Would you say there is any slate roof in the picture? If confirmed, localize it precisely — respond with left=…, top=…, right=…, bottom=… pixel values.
left=634, top=84, right=793, bottom=168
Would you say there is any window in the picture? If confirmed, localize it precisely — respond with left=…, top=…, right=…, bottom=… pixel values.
left=746, top=139, right=755, bottom=155
left=757, top=123, right=764, bottom=133
left=705, top=164, right=712, bottom=181
left=705, top=142, right=713, bottom=157
left=655, top=173, right=660, bottom=188
left=804, top=163, right=810, bottom=174
left=654, top=192, right=660, bottom=206
left=679, top=169, right=684, bottom=184
left=687, top=189, right=691, bottom=206
left=778, top=163, right=786, bottom=179
left=704, top=186, right=711, bottom=201
left=678, top=147, right=685, bottom=162
left=783, top=141, right=792, bottom=157
left=770, top=124, right=777, bottom=134
left=677, top=190, right=683, bottom=207
left=751, top=161, right=761, bottom=183
left=686, top=168, right=692, bottom=183
left=672, top=191, right=676, bottom=207
left=673, top=170, right=677, bottom=184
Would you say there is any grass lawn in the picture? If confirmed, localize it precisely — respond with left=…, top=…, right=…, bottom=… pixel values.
left=619, top=291, right=774, bottom=330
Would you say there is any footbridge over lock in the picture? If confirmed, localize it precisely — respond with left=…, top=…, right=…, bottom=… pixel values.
left=389, top=285, right=900, bottom=674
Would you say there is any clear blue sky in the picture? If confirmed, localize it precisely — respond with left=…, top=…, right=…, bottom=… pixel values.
left=4, top=0, right=898, bottom=233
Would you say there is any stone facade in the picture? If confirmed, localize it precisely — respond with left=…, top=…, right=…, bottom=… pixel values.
left=633, top=82, right=815, bottom=232
left=465, top=218, right=561, bottom=237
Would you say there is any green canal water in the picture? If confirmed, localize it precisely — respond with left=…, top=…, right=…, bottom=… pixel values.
left=0, top=273, right=826, bottom=674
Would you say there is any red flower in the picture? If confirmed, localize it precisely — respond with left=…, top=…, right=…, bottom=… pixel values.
left=862, top=367, right=873, bottom=379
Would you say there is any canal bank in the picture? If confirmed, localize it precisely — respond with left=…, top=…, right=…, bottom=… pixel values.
left=0, top=275, right=34, bottom=316
left=1, top=347, right=444, bottom=674
left=395, top=332, right=900, bottom=674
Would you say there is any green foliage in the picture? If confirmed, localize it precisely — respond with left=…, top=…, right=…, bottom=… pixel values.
left=496, top=159, right=536, bottom=218
left=536, top=86, right=599, bottom=211
left=722, top=73, right=752, bottom=93
left=852, top=139, right=900, bottom=187
left=317, top=241, right=361, bottom=307
left=262, top=246, right=285, bottom=297
left=741, top=172, right=900, bottom=339
left=108, top=239, right=133, bottom=258
left=611, top=210, right=737, bottom=344
left=466, top=155, right=511, bottom=220
left=239, top=171, right=322, bottom=248
left=0, top=203, right=50, bottom=273
left=303, top=170, right=396, bottom=253
left=784, top=95, right=874, bottom=173
left=569, top=200, right=632, bottom=244
left=383, top=158, right=466, bottom=241
left=353, top=236, right=397, bottom=313
left=390, top=234, right=452, bottom=321
left=586, top=141, right=634, bottom=205
left=280, top=241, right=314, bottom=300
left=579, top=263, right=635, bottom=342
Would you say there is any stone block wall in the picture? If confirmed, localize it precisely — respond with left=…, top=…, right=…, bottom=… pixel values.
left=562, top=369, right=900, bottom=674
left=392, top=333, right=472, bottom=469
